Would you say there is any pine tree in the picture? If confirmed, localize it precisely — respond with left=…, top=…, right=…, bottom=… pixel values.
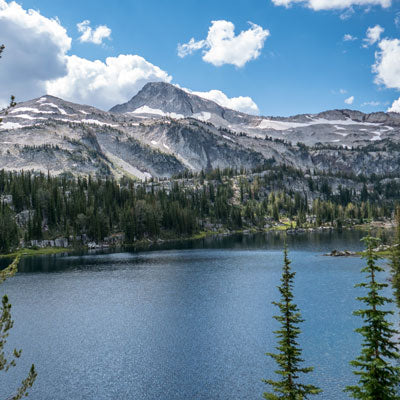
left=263, top=245, right=322, bottom=400
left=1, top=256, right=37, bottom=399
left=345, top=235, right=400, bottom=399
left=389, top=207, right=400, bottom=307
left=0, top=44, right=5, bottom=125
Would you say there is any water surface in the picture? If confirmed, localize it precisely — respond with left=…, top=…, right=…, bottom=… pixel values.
left=0, top=231, right=396, bottom=399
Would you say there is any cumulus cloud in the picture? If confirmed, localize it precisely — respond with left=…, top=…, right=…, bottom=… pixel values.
left=373, top=38, right=400, bottom=89
left=77, top=20, right=111, bottom=45
left=363, top=25, right=384, bottom=47
left=343, top=34, right=357, bottom=41
left=373, top=37, right=400, bottom=113
left=177, top=20, right=270, bottom=68
left=0, top=0, right=172, bottom=109
left=188, top=88, right=259, bottom=114
left=344, top=95, right=354, bottom=104
left=0, top=0, right=71, bottom=107
left=388, top=97, right=400, bottom=112
left=0, top=1, right=257, bottom=113
left=271, top=0, right=391, bottom=10
left=46, top=55, right=172, bottom=110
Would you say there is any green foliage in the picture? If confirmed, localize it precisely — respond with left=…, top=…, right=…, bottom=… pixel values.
left=0, top=165, right=398, bottom=251
left=0, top=204, right=19, bottom=253
left=389, top=207, right=400, bottom=307
left=0, top=256, right=37, bottom=399
left=263, top=245, right=322, bottom=399
left=345, top=235, right=400, bottom=399
left=0, top=44, right=4, bottom=125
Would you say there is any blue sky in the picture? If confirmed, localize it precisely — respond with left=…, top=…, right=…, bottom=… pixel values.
left=1, top=0, right=400, bottom=116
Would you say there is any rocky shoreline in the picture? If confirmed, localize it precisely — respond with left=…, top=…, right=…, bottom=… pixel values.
left=324, top=243, right=399, bottom=257
left=323, top=250, right=358, bottom=257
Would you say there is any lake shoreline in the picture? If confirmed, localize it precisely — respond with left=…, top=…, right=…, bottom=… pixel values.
left=1, top=230, right=389, bottom=400
left=0, top=221, right=391, bottom=260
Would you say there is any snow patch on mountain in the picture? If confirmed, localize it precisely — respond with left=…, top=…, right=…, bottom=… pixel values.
left=82, top=119, right=118, bottom=127
left=257, top=119, right=310, bottom=130
left=0, top=122, right=24, bottom=130
left=193, top=112, right=212, bottom=122
left=10, top=107, right=40, bottom=114
left=132, top=105, right=184, bottom=119
left=371, top=131, right=382, bottom=141
left=257, top=117, right=381, bottom=131
left=41, top=103, right=68, bottom=115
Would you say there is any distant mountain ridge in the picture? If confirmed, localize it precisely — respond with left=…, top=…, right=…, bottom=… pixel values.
left=110, top=82, right=226, bottom=117
left=0, top=82, right=399, bottom=179
left=111, top=82, right=400, bottom=126
left=110, top=82, right=400, bottom=147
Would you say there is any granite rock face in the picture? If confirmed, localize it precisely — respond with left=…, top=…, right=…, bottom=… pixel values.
left=0, top=83, right=399, bottom=179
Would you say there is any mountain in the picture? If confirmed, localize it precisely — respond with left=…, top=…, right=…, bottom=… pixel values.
left=111, top=82, right=400, bottom=147
left=0, top=83, right=399, bottom=179
left=110, top=82, right=226, bottom=118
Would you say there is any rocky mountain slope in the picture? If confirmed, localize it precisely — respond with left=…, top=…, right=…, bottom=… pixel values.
left=112, top=82, right=400, bottom=146
left=0, top=82, right=399, bottom=179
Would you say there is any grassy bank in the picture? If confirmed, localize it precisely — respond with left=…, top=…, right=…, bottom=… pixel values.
left=0, top=247, right=71, bottom=259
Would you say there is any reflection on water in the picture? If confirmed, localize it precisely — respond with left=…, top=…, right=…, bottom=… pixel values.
left=0, top=230, right=393, bottom=400
left=2, top=230, right=367, bottom=274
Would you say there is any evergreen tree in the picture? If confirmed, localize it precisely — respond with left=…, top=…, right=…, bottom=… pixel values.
left=0, top=204, right=19, bottom=253
left=1, top=256, right=37, bottom=399
left=263, top=245, right=322, bottom=400
left=345, top=235, right=400, bottom=399
left=389, top=207, right=400, bottom=307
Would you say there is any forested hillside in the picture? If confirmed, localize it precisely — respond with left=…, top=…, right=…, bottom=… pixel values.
left=0, top=164, right=399, bottom=253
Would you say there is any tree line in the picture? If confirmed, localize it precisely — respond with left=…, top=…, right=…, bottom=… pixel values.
left=0, top=167, right=399, bottom=253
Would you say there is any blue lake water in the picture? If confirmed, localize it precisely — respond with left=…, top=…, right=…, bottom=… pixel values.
left=0, top=231, right=397, bottom=399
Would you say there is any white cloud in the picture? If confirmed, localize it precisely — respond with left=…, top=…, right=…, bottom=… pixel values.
left=388, top=97, right=400, bottom=112
left=177, top=20, right=270, bottom=68
left=340, top=7, right=355, bottom=19
left=361, top=100, right=380, bottom=106
left=177, top=38, right=207, bottom=57
left=0, top=3, right=261, bottom=111
left=373, top=38, right=400, bottom=90
left=343, top=34, right=357, bottom=41
left=373, top=38, right=400, bottom=112
left=344, top=95, right=354, bottom=104
left=395, top=12, right=400, bottom=28
left=0, top=0, right=71, bottom=106
left=0, top=0, right=172, bottom=110
left=46, top=55, right=172, bottom=110
left=271, top=0, right=391, bottom=10
left=332, top=88, right=348, bottom=94
left=77, top=20, right=111, bottom=45
left=363, top=25, right=384, bottom=47
left=187, top=88, right=259, bottom=114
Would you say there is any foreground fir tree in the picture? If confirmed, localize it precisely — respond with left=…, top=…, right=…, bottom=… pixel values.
left=1, top=256, right=37, bottom=399
left=263, top=246, right=322, bottom=400
left=345, top=235, right=400, bottom=400
left=389, top=207, right=400, bottom=307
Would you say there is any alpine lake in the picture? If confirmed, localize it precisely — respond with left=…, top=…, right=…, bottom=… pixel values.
left=0, top=230, right=397, bottom=400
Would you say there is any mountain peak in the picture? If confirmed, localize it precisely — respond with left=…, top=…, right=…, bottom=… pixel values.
left=109, top=81, right=225, bottom=117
